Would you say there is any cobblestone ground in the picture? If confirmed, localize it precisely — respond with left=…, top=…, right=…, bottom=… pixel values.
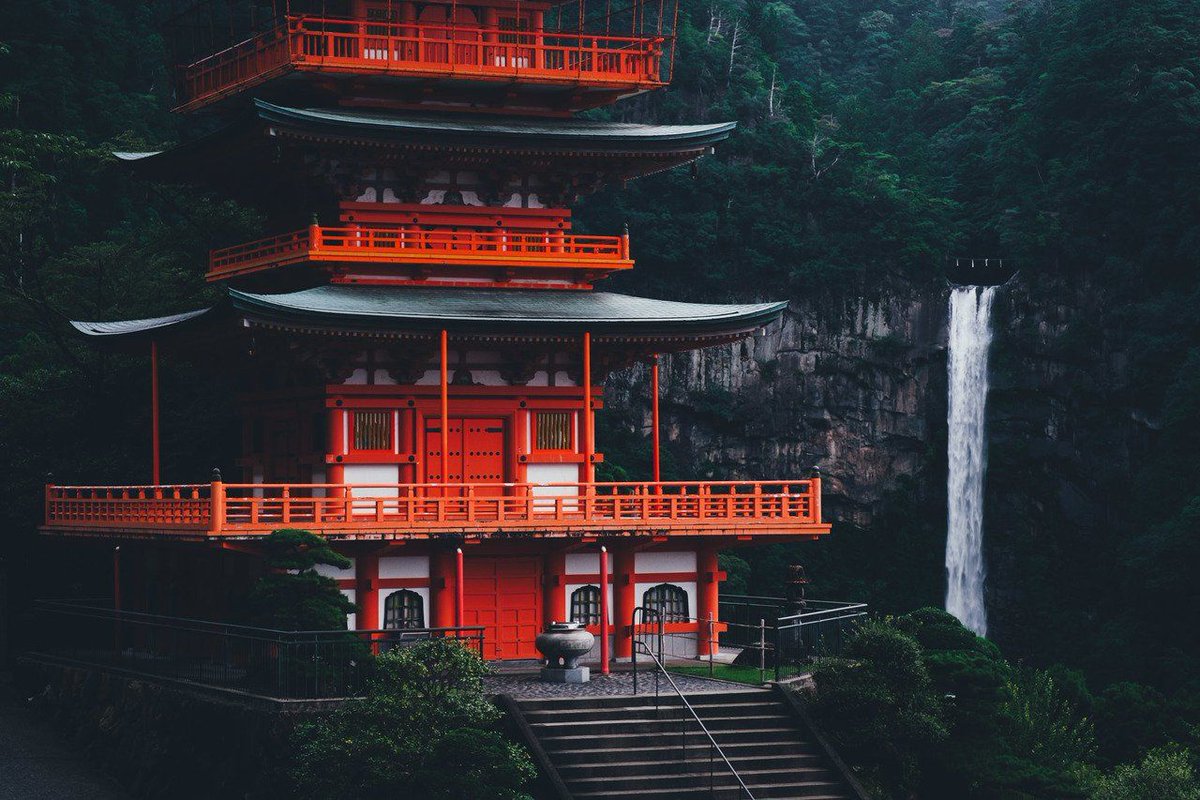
left=484, top=668, right=765, bottom=699
left=0, top=675, right=130, bottom=800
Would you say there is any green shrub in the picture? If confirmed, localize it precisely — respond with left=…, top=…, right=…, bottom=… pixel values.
left=290, top=639, right=535, bottom=800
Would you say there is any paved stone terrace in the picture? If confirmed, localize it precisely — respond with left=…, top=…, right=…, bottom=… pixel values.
left=484, top=662, right=766, bottom=699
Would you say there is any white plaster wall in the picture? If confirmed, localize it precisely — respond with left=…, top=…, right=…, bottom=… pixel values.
left=635, top=551, right=699, bottom=574
left=342, top=588, right=357, bottom=630
left=314, top=558, right=355, bottom=579
left=344, top=465, right=400, bottom=493
left=378, top=556, right=430, bottom=579
left=566, top=553, right=599, bottom=574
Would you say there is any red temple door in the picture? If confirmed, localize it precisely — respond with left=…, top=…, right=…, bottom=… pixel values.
left=424, top=417, right=506, bottom=494
left=463, top=556, right=542, bottom=659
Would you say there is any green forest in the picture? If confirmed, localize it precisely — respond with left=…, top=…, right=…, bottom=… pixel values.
left=2, top=0, right=1200, bottom=797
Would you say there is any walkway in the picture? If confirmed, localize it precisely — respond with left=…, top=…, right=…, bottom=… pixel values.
left=0, top=674, right=130, bottom=800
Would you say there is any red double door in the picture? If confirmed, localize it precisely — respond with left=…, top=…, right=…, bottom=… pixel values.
left=424, top=416, right=507, bottom=494
left=462, top=556, right=543, bottom=660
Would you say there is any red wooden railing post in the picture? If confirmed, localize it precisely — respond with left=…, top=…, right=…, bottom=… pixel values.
left=810, top=466, right=823, bottom=524
left=209, top=468, right=225, bottom=535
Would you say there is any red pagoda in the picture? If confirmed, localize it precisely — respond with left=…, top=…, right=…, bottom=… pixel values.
left=42, top=0, right=830, bottom=662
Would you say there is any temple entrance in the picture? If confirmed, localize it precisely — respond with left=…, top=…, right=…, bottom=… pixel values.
left=424, top=416, right=507, bottom=494
left=462, top=556, right=542, bottom=660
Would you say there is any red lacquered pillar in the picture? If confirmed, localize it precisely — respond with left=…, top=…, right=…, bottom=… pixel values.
left=612, top=545, right=636, bottom=659
left=355, top=551, right=380, bottom=632
left=698, top=547, right=721, bottom=659
left=431, top=549, right=457, bottom=629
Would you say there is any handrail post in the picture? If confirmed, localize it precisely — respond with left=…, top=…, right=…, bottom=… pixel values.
left=209, top=468, right=224, bottom=535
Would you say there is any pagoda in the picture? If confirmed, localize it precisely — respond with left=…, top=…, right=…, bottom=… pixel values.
left=42, top=0, right=830, bottom=661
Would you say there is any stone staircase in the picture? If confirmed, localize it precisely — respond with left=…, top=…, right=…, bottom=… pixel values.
left=504, top=687, right=863, bottom=800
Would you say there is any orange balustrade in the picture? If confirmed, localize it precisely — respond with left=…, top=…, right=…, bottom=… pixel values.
left=43, top=480, right=829, bottom=540
left=178, top=15, right=667, bottom=112
left=207, top=224, right=632, bottom=281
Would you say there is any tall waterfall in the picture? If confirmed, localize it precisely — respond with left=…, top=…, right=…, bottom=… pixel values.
left=945, top=285, right=997, bottom=637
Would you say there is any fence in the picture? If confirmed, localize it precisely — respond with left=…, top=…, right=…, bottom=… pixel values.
left=30, top=601, right=483, bottom=700
left=634, top=597, right=868, bottom=686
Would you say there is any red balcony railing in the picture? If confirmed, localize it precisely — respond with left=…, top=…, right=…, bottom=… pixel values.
left=207, top=223, right=632, bottom=281
left=43, top=480, right=829, bottom=540
left=178, top=15, right=666, bottom=111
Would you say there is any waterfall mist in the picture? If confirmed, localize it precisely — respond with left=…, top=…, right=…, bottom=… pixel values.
left=945, top=285, right=996, bottom=637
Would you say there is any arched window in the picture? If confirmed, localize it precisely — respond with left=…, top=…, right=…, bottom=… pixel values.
left=643, top=583, right=689, bottom=622
left=383, top=590, right=425, bottom=630
left=570, top=585, right=601, bottom=625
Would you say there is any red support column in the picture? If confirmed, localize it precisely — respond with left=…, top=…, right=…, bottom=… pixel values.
left=431, top=550, right=456, bottom=629
left=327, top=407, right=346, bottom=485
left=582, top=331, right=594, bottom=484
left=440, top=329, right=450, bottom=494
left=650, top=354, right=661, bottom=484
left=698, top=547, right=721, bottom=659
left=455, top=547, right=464, bottom=629
left=599, top=545, right=610, bottom=674
left=356, top=551, right=380, bottom=632
left=151, top=340, right=161, bottom=484
left=612, top=545, right=636, bottom=659
left=544, top=550, right=566, bottom=625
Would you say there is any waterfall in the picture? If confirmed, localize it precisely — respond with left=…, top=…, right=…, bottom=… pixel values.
left=945, top=285, right=997, bottom=637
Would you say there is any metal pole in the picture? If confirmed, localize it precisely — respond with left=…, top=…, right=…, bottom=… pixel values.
left=650, top=354, right=661, bottom=484
left=759, top=618, right=766, bottom=684
left=599, top=545, right=610, bottom=675
left=708, top=613, right=714, bottom=677
left=151, top=340, right=161, bottom=484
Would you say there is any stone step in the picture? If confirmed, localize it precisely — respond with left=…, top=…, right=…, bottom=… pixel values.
left=546, top=739, right=822, bottom=761
left=556, top=752, right=826, bottom=778
left=515, top=689, right=770, bottom=712
left=538, top=727, right=805, bottom=751
left=566, top=765, right=840, bottom=792
left=529, top=712, right=792, bottom=733
left=522, top=699, right=787, bottom=723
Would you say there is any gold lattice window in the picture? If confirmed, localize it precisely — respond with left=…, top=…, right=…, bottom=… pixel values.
left=535, top=411, right=572, bottom=451
left=353, top=411, right=391, bottom=451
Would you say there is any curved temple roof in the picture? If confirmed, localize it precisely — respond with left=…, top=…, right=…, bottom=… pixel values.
left=68, top=286, right=787, bottom=344
left=113, top=101, right=736, bottom=179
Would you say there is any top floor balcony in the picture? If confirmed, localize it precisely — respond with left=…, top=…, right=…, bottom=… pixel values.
left=176, top=13, right=669, bottom=114
left=41, top=479, right=828, bottom=542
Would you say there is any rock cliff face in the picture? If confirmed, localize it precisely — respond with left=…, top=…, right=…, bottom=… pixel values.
left=607, top=277, right=949, bottom=528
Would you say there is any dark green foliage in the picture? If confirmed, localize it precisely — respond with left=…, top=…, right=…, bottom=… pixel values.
left=807, top=618, right=947, bottom=796
left=1088, top=748, right=1200, bottom=800
left=242, top=529, right=357, bottom=631
left=290, top=640, right=535, bottom=800
left=810, top=610, right=1099, bottom=799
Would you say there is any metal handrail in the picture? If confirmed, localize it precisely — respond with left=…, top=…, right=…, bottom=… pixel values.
left=630, top=639, right=756, bottom=800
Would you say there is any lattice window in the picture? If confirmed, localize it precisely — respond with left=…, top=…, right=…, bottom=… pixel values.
left=383, top=590, right=425, bottom=630
left=643, top=583, right=689, bottom=622
left=353, top=411, right=391, bottom=451
left=570, top=585, right=601, bottom=625
left=535, top=411, right=572, bottom=451
left=498, top=16, right=532, bottom=44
